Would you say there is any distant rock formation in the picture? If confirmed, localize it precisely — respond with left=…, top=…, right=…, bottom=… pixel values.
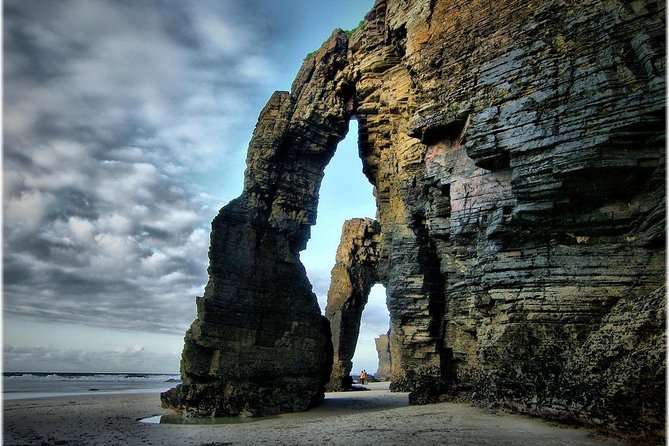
left=166, top=0, right=665, bottom=437
left=374, top=333, right=392, bottom=381
left=324, top=218, right=382, bottom=391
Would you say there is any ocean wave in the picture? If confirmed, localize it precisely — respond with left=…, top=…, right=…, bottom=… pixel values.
left=4, top=372, right=178, bottom=381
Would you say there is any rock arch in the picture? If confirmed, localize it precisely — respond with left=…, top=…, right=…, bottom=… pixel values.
left=323, top=218, right=384, bottom=391
left=164, top=0, right=665, bottom=436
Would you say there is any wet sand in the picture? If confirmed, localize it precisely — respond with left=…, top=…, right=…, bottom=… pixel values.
left=3, top=382, right=625, bottom=445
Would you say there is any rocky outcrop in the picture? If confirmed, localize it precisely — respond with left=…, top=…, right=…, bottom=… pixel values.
left=161, top=30, right=354, bottom=417
left=374, top=333, right=392, bottom=381
left=559, top=285, right=666, bottom=435
left=324, top=218, right=382, bottom=391
left=168, top=0, right=665, bottom=436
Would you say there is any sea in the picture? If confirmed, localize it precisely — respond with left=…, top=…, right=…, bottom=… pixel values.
left=3, top=372, right=180, bottom=400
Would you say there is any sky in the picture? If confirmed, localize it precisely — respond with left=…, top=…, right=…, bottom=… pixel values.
left=3, top=0, right=388, bottom=374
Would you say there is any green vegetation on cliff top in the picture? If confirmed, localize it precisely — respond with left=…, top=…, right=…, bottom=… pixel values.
left=304, top=20, right=366, bottom=60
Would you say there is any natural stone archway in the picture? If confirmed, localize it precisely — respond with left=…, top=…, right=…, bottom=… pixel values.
left=324, top=218, right=383, bottom=391
left=161, top=31, right=355, bottom=417
left=165, top=0, right=665, bottom=437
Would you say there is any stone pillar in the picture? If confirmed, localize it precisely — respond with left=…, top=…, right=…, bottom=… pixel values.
left=374, top=332, right=392, bottom=381
left=162, top=30, right=355, bottom=417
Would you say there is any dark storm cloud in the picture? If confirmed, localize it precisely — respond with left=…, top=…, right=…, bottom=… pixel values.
left=3, top=0, right=287, bottom=334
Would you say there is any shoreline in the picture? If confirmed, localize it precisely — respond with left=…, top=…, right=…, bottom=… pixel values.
left=4, top=382, right=629, bottom=445
left=3, top=386, right=175, bottom=401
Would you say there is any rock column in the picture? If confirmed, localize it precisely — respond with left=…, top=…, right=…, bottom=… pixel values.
left=162, top=30, right=354, bottom=417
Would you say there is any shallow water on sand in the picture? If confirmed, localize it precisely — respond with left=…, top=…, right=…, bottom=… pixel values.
left=139, top=414, right=279, bottom=425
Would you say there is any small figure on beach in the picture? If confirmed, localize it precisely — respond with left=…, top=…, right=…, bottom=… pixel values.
left=360, top=370, right=367, bottom=385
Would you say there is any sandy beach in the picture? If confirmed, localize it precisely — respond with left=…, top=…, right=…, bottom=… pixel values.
left=4, top=382, right=626, bottom=446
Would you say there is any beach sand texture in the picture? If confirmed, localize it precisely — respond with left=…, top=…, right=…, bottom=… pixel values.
left=4, top=383, right=623, bottom=446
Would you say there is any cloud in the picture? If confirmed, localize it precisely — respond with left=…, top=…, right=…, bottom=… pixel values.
left=4, top=0, right=378, bottom=377
left=3, top=0, right=287, bottom=335
left=303, top=266, right=334, bottom=309
left=352, top=285, right=390, bottom=373
left=3, top=344, right=179, bottom=373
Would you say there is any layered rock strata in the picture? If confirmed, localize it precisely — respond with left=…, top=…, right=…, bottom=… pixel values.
left=168, top=0, right=665, bottom=436
left=324, top=218, right=382, bottom=390
left=347, top=0, right=665, bottom=432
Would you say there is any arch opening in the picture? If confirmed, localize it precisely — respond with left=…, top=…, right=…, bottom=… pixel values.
left=299, top=119, right=393, bottom=391
left=352, top=283, right=391, bottom=382
left=300, top=119, right=376, bottom=311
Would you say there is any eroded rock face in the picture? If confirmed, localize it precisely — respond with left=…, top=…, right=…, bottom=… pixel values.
left=560, top=285, right=666, bottom=432
left=168, top=0, right=665, bottom=435
left=324, top=218, right=382, bottom=391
